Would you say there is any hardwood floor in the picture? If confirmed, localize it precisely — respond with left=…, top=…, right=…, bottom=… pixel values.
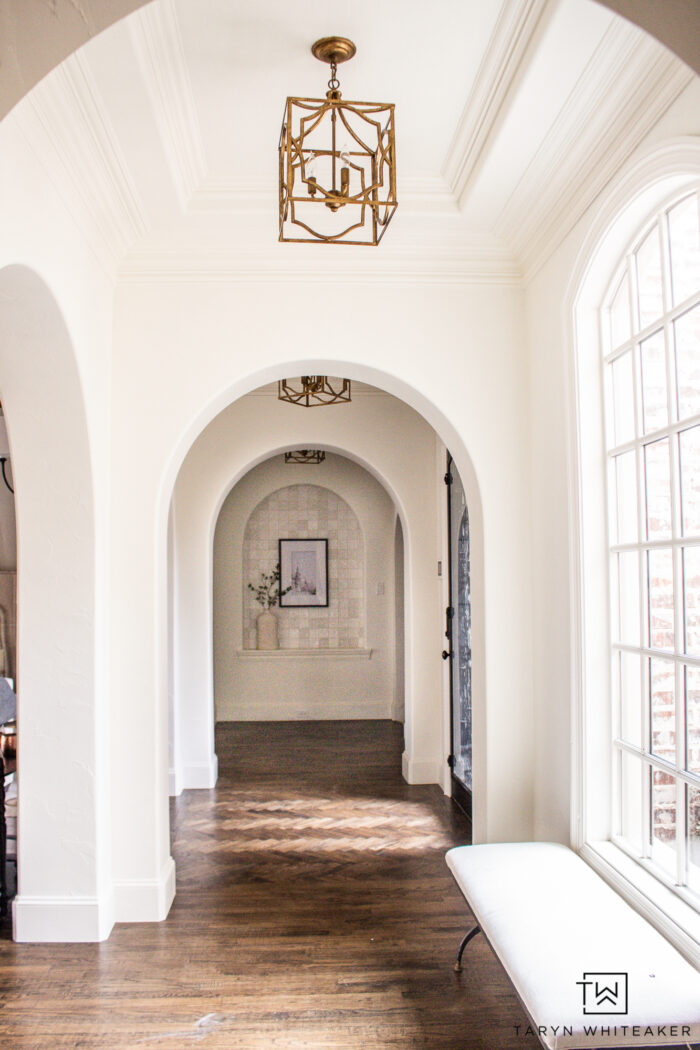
left=0, top=720, right=540, bottom=1048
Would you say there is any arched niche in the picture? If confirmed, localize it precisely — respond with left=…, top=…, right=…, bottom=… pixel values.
left=0, top=265, right=103, bottom=942
left=211, top=455, right=402, bottom=725
left=241, top=482, right=366, bottom=652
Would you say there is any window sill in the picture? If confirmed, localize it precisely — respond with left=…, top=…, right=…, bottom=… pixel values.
left=237, top=647, right=372, bottom=660
left=581, top=840, right=700, bottom=967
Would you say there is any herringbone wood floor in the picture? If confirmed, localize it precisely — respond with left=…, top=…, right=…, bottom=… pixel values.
left=0, top=720, right=540, bottom=1048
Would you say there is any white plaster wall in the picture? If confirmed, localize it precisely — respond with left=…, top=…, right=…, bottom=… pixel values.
left=113, top=273, right=532, bottom=857
left=213, top=451, right=396, bottom=722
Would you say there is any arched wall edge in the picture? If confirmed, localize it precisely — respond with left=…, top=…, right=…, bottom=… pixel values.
left=0, top=264, right=106, bottom=942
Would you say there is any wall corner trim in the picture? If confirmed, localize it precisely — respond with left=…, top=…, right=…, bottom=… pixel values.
left=181, top=755, right=219, bottom=790
left=113, top=855, right=176, bottom=924
left=401, top=752, right=442, bottom=786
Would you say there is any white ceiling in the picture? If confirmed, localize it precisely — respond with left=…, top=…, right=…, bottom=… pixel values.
left=18, top=0, right=693, bottom=279
left=175, top=0, right=504, bottom=181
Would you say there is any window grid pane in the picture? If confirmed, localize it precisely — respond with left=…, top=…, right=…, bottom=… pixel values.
left=605, top=191, right=700, bottom=905
left=668, top=194, right=700, bottom=308
left=636, top=225, right=664, bottom=332
left=688, top=783, right=700, bottom=893
left=640, top=330, right=668, bottom=434
left=686, top=665, right=700, bottom=776
left=644, top=438, right=671, bottom=541
left=679, top=426, right=700, bottom=537
left=675, top=305, right=700, bottom=423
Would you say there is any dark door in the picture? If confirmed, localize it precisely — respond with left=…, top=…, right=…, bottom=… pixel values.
left=445, top=453, right=472, bottom=821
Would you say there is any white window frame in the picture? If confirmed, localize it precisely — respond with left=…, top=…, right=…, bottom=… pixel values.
left=569, top=147, right=700, bottom=967
left=602, top=192, right=700, bottom=903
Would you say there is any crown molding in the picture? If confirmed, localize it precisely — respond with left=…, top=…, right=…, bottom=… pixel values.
left=128, top=0, right=206, bottom=209
left=12, top=51, right=148, bottom=274
left=495, top=22, right=694, bottom=283
left=118, top=243, right=521, bottom=285
left=442, top=0, right=552, bottom=204
left=188, top=174, right=458, bottom=215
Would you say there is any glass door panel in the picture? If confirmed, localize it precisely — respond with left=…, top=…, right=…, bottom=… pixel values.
left=446, top=453, right=472, bottom=818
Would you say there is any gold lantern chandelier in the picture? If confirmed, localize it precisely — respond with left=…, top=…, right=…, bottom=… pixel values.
left=279, top=36, right=397, bottom=245
left=278, top=376, right=351, bottom=407
left=284, top=449, right=326, bottom=464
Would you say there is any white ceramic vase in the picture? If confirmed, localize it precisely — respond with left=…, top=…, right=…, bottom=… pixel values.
left=256, top=609, right=278, bottom=650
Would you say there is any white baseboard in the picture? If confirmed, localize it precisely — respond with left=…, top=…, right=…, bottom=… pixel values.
left=13, top=890, right=115, bottom=942
left=113, top=855, right=176, bottom=923
left=401, top=752, right=442, bottom=785
left=182, top=754, right=218, bottom=790
left=169, top=755, right=219, bottom=794
left=169, top=767, right=182, bottom=797
left=219, top=703, right=391, bottom=721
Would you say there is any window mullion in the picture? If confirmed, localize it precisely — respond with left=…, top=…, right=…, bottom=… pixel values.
left=660, top=201, right=689, bottom=889
left=629, top=248, right=652, bottom=858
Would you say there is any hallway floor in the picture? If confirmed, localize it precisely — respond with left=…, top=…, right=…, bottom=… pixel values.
left=0, top=720, right=540, bottom=1048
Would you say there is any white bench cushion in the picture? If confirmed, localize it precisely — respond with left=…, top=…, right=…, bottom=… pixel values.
left=446, top=842, right=700, bottom=1048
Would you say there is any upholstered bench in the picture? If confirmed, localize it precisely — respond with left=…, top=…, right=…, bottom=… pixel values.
left=446, top=842, right=700, bottom=1049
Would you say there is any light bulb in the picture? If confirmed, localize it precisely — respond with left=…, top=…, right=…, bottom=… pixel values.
left=339, top=142, right=351, bottom=198
left=304, top=152, right=318, bottom=196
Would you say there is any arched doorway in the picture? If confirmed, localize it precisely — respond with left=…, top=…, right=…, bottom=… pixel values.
left=164, top=376, right=485, bottom=848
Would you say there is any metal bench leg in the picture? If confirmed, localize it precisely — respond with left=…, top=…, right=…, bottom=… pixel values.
left=454, top=923, right=481, bottom=972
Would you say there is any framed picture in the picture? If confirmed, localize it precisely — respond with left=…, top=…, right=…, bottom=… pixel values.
left=279, top=538, right=328, bottom=607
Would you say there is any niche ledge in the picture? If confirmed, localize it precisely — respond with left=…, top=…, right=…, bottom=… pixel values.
left=237, top=647, right=372, bottom=660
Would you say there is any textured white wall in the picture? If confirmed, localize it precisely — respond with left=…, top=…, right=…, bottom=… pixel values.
left=213, top=453, right=397, bottom=722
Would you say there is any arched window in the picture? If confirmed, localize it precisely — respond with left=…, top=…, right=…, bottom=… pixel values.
left=602, top=188, right=700, bottom=903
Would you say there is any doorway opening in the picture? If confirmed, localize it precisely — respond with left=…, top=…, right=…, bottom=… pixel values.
left=166, top=371, right=485, bottom=870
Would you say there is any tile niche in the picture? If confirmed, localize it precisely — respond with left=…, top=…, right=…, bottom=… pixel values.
left=243, top=484, right=364, bottom=650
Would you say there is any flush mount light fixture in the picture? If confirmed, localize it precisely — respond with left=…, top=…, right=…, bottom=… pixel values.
left=279, top=36, right=397, bottom=245
left=278, top=376, right=351, bottom=407
left=284, top=450, right=326, bottom=464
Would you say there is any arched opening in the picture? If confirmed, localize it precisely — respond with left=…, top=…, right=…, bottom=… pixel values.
left=165, top=375, right=484, bottom=846
left=208, top=453, right=404, bottom=787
